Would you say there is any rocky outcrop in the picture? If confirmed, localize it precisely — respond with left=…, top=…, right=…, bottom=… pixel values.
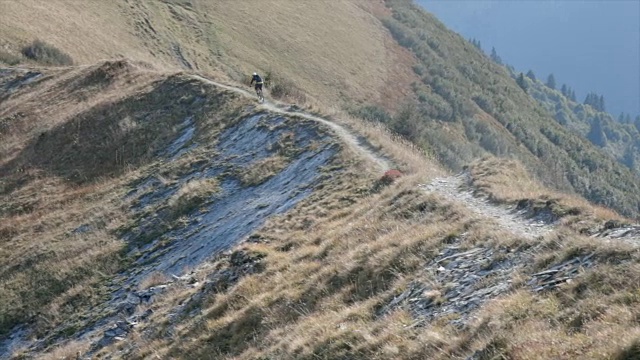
left=379, top=243, right=527, bottom=327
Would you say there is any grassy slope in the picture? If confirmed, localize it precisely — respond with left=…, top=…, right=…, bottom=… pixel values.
left=88, top=157, right=640, bottom=360
left=2, top=1, right=640, bottom=359
left=0, top=0, right=415, bottom=109
left=0, top=62, right=253, bottom=338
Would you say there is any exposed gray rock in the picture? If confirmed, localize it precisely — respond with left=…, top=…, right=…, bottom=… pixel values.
left=528, top=253, right=595, bottom=292
left=379, top=242, right=528, bottom=326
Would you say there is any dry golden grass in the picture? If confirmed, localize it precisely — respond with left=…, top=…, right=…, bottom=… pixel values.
left=468, top=157, right=626, bottom=224
left=2, top=6, right=638, bottom=356
left=101, top=165, right=472, bottom=358
left=168, top=177, right=220, bottom=216
left=5, top=57, right=639, bottom=359
left=238, top=155, right=289, bottom=187
left=36, top=338, right=91, bottom=360
left=1, top=0, right=416, bottom=111
left=81, top=144, right=640, bottom=359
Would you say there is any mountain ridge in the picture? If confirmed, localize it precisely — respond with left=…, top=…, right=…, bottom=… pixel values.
left=2, top=1, right=640, bottom=359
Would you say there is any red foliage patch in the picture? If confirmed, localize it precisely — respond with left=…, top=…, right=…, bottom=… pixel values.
left=380, top=169, right=403, bottom=184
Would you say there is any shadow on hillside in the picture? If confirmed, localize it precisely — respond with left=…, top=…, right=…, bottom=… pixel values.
left=0, top=76, right=221, bottom=186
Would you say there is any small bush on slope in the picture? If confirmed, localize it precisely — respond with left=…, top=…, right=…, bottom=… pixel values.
left=21, top=40, right=73, bottom=66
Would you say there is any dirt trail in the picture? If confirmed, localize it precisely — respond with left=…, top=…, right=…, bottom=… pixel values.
left=420, top=174, right=554, bottom=239
left=191, top=75, right=392, bottom=172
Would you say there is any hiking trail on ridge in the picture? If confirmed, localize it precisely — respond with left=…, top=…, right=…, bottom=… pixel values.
left=191, top=75, right=392, bottom=172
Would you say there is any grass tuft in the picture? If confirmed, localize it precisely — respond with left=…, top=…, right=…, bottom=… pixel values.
left=21, top=40, right=73, bottom=66
left=168, top=178, right=220, bottom=216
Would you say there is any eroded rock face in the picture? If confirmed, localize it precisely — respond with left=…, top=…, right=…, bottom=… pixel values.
left=528, top=254, right=595, bottom=292
left=379, top=243, right=528, bottom=327
left=590, top=222, right=640, bottom=246
left=379, top=237, right=597, bottom=328
left=123, top=113, right=337, bottom=283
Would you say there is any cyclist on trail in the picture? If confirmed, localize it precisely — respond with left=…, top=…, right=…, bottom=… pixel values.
left=250, top=72, right=263, bottom=96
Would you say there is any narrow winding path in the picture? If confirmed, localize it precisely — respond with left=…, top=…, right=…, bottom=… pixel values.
left=420, top=174, right=554, bottom=239
left=193, top=75, right=562, bottom=242
left=191, top=75, right=392, bottom=171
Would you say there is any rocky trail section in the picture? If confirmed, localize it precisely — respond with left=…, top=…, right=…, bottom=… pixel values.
left=379, top=239, right=597, bottom=329
left=420, top=174, right=555, bottom=240
left=379, top=174, right=639, bottom=328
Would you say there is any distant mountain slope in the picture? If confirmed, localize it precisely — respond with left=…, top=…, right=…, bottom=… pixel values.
left=353, top=0, right=640, bottom=217
left=2, top=0, right=639, bottom=217
left=523, top=73, right=640, bottom=174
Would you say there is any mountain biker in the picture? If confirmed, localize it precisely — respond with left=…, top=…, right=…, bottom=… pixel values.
left=250, top=72, right=263, bottom=97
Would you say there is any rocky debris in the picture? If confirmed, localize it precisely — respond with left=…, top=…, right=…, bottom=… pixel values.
left=172, top=250, right=265, bottom=321
left=420, top=175, right=554, bottom=240
left=380, top=244, right=529, bottom=327
left=1, top=70, right=43, bottom=95
left=93, top=320, right=137, bottom=349
left=115, top=284, right=170, bottom=316
left=381, top=242, right=597, bottom=327
left=528, top=254, right=595, bottom=292
left=89, top=284, right=169, bottom=353
left=589, top=221, right=640, bottom=246
left=71, top=224, right=93, bottom=234
left=0, top=326, right=29, bottom=360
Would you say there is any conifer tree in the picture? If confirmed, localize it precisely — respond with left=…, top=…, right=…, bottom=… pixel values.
left=526, top=70, right=536, bottom=81
left=516, top=72, right=528, bottom=92
left=623, top=145, right=636, bottom=170
left=490, top=47, right=502, bottom=65
left=587, top=116, right=607, bottom=147
left=546, top=74, right=556, bottom=90
left=561, top=84, right=568, bottom=96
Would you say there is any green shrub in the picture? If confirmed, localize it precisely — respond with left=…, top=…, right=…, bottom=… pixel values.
left=351, top=105, right=392, bottom=124
left=21, top=40, right=73, bottom=66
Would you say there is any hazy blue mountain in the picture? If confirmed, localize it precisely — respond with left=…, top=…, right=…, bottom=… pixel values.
left=418, top=0, right=640, bottom=117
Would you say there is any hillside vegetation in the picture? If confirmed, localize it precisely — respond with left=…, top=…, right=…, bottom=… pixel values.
left=2, top=1, right=640, bottom=359
left=3, top=0, right=639, bottom=217
left=349, top=0, right=640, bottom=217
left=523, top=72, right=640, bottom=175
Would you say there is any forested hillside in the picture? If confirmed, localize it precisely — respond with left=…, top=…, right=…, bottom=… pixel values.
left=523, top=71, right=640, bottom=175
left=352, top=0, right=640, bottom=217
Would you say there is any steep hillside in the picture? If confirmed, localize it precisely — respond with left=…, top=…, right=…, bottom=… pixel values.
left=523, top=73, right=640, bottom=174
left=3, top=1, right=640, bottom=359
left=0, top=61, right=414, bottom=358
left=0, top=0, right=414, bottom=109
left=3, top=0, right=639, bottom=217
left=351, top=0, right=640, bottom=217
